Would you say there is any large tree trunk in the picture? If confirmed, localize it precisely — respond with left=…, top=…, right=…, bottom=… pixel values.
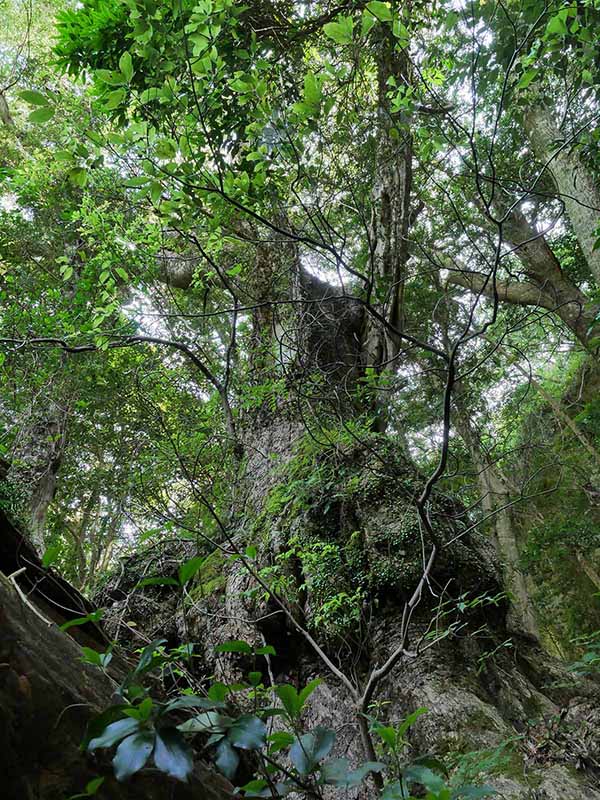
left=103, top=405, right=600, bottom=798
left=524, top=104, right=600, bottom=285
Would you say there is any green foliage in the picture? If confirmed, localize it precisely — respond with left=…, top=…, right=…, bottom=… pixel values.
left=82, top=640, right=495, bottom=798
left=568, top=630, right=600, bottom=676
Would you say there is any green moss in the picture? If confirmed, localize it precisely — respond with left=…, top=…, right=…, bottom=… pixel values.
left=252, top=426, right=483, bottom=638
left=187, top=549, right=226, bottom=599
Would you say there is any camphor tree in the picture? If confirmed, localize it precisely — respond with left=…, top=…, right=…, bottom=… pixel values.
left=2, top=0, right=600, bottom=797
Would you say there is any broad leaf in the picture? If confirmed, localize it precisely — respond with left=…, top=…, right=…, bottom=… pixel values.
left=42, top=544, right=61, bottom=567
left=290, top=727, right=336, bottom=774
left=119, top=51, right=134, bottom=82
left=104, top=88, right=126, bottom=110
left=177, top=711, right=232, bottom=733
left=267, top=731, right=295, bottom=753
left=366, top=1, right=393, bottom=21
left=255, top=645, right=276, bottom=656
left=133, top=638, right=167, bottom=675
left=113, top=732, right=154, bottom=781
left=298, top=678, right=322, bottom=709
left=165, top=695, right=226, bottom=712
left=88, top=718, right=141, bottom=750
left=275, top=684, right=300, bottom=718
left=404, top=764, right=445, bottom=792
left=29, top=106, right=54, bottom=123
left=178, top=556, right=206, bottom=585
left=153, top=728, right=193, bottom=781
left=228, top=714, right=267, bottom=750
left=323, top=17, right=354, bottom=44
left=19, top=89, right=48, bottom=105
left=215, top=639, right=253, bottom=654
left=215, top=738, right=239, bottom=779
left=60, top=608, right=104, bottom=632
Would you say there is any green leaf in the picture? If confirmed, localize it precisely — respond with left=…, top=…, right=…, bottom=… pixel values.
left=298, top=678, right=321, bottom=709
left=215, top=639, right=253, bottom=654
left=381, top=782, right=404, bottom=799
left=41, top=544, right=61, bottom=567
left=125, top=176, right=151, bottom=187
left=80, top=646, right=107, bottom=667
left=165, top=695, right=226, bottom=713
left=104, top=88, right=126, bottom=110
left=375, top=724, right=397, bottom=748
left=304, top=72, right=322, bottom=108
left=320, top=757, right=351, bottom=785
left=546, top=14, right=568, bottom=36
left=208, top=681, right=229, bottom=702
left=119, top=51, right=134, bottom=83
left=366, top=1, right=393, bottom=22
left=133, top=638, right=167, bottom=675
left=88, top=718, right=141, bottom=750
left=517, top=69, right=538, bottom=89
left=215, top=738, right=239, bottom=779
left=19, top=90, right=48, bottom=106
left=255, top=645, right=276, bottom=656
left=113, top=732, right=154, bottom=781
left=84, top=777, right=105, bottom=796
left=139, top=87, right=162, bottom=104
left=397, top=707, right=427, bottom=739
left=177, top=711, right=232, bottom=733
left=60, top=609, right=103, bottom=632
left=178, top=556, right=206, bottom=586
left=68, top=167, right=88, bottom=188
left=29, top=106, right=54, bottom=124
left=150, top=181, right=162, bottom=204
left=267, top=731, right=295, bottom=753
left=404, top=764, right=445, bottom=792
left=228, top=714, right=267, bottom=750
left=240, top=779, right=269, bottom=796
left=55, top=149, right=74, bottom=162
left=290, top=727, right=336, bottom=774
left=323, top=17, right=354, bottom=45
left=96, top=70, right=124, bottom=86
left=320, top=757, right=384, bottom=788
left=248, top=671, right=262, bottom=686
left=153, top=728, right=193, bottom=781
left=155, top=139, right=176, bottom=159
left=361, top=9, right=377, bottom=36
left=275, top=684, right=300, bottom=719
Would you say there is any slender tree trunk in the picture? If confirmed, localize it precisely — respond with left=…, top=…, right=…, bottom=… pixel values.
left=452, top=387, right=540, bottom=640
left=7, top=397, right=69, bottom=552
left=362, top=24, right=412, bottom=383
left=510, top=359, right=600, bottom=463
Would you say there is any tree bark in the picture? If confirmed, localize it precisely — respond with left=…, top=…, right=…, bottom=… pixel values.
left=362, top=26, right=412, bottom=379
left=452, top=384, right=540, bottom=641
left=7, top=397, right=69, bottom=553
left=524, top=104, right=600, bottom=285
left=448, top=206, right=600, bottom=352
left=0, top=511, right=235, bottom=800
